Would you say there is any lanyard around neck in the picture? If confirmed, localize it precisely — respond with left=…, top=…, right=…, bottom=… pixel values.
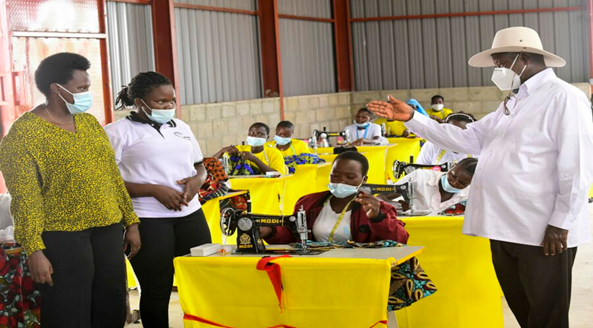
left=323, top=196, right=355, bottom=242
left=357, top=125, right=369, bottom=140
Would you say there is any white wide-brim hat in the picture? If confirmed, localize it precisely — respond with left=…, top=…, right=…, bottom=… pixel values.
left=468, top=26, right=566, bottom=68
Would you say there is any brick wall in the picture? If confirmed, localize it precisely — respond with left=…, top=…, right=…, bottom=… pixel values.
left=113, top=83, right=591, bottom=156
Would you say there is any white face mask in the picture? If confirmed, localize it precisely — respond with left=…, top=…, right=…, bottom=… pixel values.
left=491, top=54, right=527, bottom=91
left=431, top=104, right=444, bottom=111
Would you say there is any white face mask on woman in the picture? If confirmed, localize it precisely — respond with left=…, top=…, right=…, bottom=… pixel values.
left=491, top=54, right=527, bottom=91
left=431, top=104, right=444, bottom=111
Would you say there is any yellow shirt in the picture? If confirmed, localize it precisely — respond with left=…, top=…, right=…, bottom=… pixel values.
left=265, top=139, right=312, bottom=158
left=374, top=118, right=407, bottom=136
left=0, top=112, right=139, bottom=254
left=425, top=108, right=453, bottom=121
left=236, top=144, right=288, bottom=175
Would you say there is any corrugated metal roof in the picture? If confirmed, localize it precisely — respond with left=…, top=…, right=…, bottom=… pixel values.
left=279, top=18, right=336, bottom=97
left=278, top=0, right=332, bottom=18
left=174, top=0, right=262, bottom=104
left=351, top=0, right=590, bottom=91
left=106, top=1, right=155, bottom=105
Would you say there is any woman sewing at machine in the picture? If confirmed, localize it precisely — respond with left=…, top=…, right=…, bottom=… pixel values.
left=416, top=112, right=477, bottom=165
left=260, top=151, right=409, bottom=244
left=378, top=158, right=478, bottom=216
left=343, top=108, right=388, bottom=146
left=213, top=122, right=288, bottom=175
left=266, top=121, right=323, bottom=173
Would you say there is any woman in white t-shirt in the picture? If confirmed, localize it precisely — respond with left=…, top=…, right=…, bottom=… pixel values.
left=104, top=72, right=211, bottom=328
left=343, top=108, right=388, bottom=146
left=416, top=112, right=478, bottom=165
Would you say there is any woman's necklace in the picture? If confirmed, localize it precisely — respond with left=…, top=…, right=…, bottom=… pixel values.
left=44, top=104, right=73, bottom=124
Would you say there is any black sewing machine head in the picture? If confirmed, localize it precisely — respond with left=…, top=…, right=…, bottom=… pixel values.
left=360, top=182, right=414, bottom=205
left=220, top=205, right=311, bottom=254
left=392, top=159, right=452, bottom=180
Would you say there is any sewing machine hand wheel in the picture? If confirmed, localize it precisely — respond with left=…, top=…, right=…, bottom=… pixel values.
left=220, top=207, right=237, bottom=236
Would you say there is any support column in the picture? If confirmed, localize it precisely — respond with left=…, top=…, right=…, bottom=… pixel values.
left=152, top=0, right=181, bottom=116
left=333, top=0, right=353, bottom=92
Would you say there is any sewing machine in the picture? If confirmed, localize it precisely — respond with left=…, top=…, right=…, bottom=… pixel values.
left=310, top=128, right=350, bottom=149
left=360, top=181, right=415, bottom=215
left=392, top=159, right=452, bottom=180
left=220, top=203, right=312, bottom=254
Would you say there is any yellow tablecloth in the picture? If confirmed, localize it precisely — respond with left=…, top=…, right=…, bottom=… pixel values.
left=283, top=163, right=332, bottom=215
left=228, top=175, right=293, bottom=215
left=385, top=138, right=423, bottom=181
left=396, top=216, right=503, bottom=328
left=174, top=256, right=392, bottom=328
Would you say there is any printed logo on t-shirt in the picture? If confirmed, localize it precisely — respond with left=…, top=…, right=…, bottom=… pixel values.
left=174, top=132, right=191, bottom=141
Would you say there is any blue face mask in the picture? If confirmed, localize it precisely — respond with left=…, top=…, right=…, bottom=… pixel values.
left=328, top=182, right=360, bottom=199
left=141, top=99, right=175, bottom=124
left=440, top=174, right=463, bottom=194
left=246, top=136, right=267, bottom=147
left=355, top=120, right=370, bottom=128
left=274, top=135, right=292, bottom=146
left=57, top=84, right=92, bottom=114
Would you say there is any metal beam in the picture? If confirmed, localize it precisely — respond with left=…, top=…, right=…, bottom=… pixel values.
left=151, top=0, right=181, bottom=117
left=333, top=0, right=353, bottom=92
left=99, top=0, right=114, bottom=124
left=258, top=0, right=281, bottom=99
left=350, top=6, right=586, bottom=22
left=174, top=3, right=258, bottom=16
left=278, top=14, right=334, bottom=23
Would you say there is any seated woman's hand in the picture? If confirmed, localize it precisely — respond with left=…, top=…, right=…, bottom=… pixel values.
left=398, top=200, right=410, bottom=212
left=259, top=227, right=273, bottom=238
left=151, top=185, right=188, bottom=211
left=240, top=151, right=257, bottom=162
left=354, top=193, right=382, bottom=219
left=213, top=146, right=239, bottom=159
left=351, top=139, right=365, bottom=146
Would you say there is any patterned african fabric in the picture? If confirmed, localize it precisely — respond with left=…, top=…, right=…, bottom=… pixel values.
left=0, top=243, right=40, bottom=327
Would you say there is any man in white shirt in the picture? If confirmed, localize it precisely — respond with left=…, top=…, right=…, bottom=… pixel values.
left=368, top=27, right=593, bottom=328
left=344, top=108, right=388, bottom=146
left=416, top=112, right=477, bottom=165
left=378, top=158, right=476, bottom=216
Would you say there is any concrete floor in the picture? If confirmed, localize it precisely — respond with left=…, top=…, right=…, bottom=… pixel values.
left=127, top=204, right=593, bottom=328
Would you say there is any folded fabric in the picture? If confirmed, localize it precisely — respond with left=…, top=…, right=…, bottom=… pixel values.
left=284, top=153, right=325, bottom=174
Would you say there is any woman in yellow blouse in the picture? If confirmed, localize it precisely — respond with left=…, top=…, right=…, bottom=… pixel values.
left=0, top=53, right=140, bottom=328
left=213, top=122, right=287, bottom=175
left=266, top=121, right=322, bottom=173
left=425, top=95, right=453, bottom=122
left=374, top=117, right=409, bottom=137
left=266, top=121, right=311, bottom=157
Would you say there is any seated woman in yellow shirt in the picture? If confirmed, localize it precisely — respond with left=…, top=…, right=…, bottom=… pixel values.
left=266, top=121, right=324, bottom=173
left=213, top=122, right=288, bottom=175
left=425, top=95, right=453, bottom=123
left=374, top=117, right=409, bottom=137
